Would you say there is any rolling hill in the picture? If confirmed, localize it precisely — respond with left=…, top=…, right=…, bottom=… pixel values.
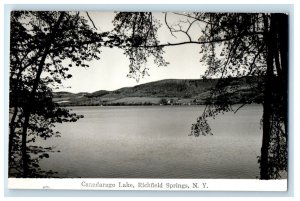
left=53, top=77, right=263, bottom=106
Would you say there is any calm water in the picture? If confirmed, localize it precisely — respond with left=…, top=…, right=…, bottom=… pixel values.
left=39, top=105, right=263, bottom=178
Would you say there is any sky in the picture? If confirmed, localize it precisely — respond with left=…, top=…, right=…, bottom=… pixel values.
left=56, top=12, right=207, bottom=93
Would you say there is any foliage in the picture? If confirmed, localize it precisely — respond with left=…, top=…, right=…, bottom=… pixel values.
left=159, top=98, right=168, bottom=105
left=112, top=12, right=169, bottom=81
left=9, top=11, right=103, bottom=177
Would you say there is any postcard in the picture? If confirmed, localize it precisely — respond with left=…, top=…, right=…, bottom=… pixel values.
left=8, top=11, right=288, bottom=191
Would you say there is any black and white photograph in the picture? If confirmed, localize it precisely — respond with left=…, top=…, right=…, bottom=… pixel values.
left=8, top=10, right=289, bottom=190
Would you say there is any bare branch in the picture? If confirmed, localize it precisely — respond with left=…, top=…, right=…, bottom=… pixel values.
left=86, top=12, right=97, bottom=30
left=173, top=12, right=215, bottom=26
left=164, top=13, right=177, bottom=38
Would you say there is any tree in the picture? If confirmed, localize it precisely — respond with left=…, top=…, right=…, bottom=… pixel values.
left=9, top=11, right=105, bottom=177
left=112, top=12, right=288, bottom=179
left=160, top=98, right=168, bottom=105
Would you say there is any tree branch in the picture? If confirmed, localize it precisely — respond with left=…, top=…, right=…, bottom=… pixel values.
left=86, top=12, right=97, bottom=30
left=164, top=12, right=177, bottom=38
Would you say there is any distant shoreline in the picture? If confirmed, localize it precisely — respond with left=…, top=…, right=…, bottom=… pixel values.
left=54, top=77, right=263, bottom=107
left=62, top=103, right=262, bottom=108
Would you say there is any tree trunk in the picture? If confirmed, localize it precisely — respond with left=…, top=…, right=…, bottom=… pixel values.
left=21, top=109, right=30, bottom=177
left=8, top=107, right=18, bottom=174
left=9, top=68, right=25, bottom=173
left=20, top=12, right=65, bottom=177
left=277, top=13, right=288, bottom=136
left=259, top=14, right=288, bottom=180
left=260, top=14, right=276, bottom=180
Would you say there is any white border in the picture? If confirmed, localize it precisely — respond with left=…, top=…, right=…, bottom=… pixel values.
left=8, top=178, right=287, bottom=191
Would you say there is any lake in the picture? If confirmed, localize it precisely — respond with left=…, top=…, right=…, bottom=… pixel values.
left=39, top=105, right=263, bottom=178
